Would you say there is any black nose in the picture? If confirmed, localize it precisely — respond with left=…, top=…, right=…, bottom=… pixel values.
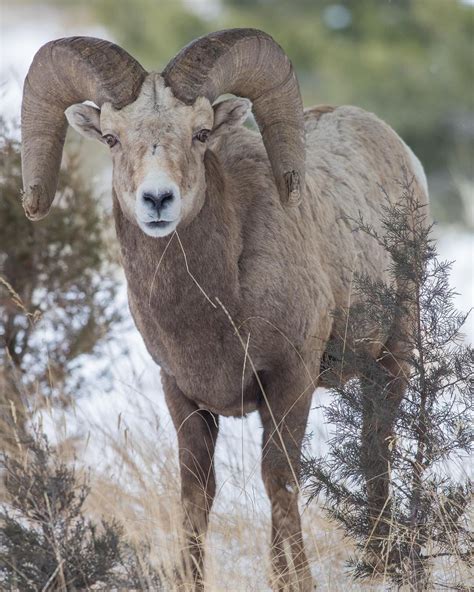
left=142, top=191, right=174, bottom=213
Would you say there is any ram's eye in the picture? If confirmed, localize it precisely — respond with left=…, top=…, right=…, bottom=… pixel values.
left=193, top=129, right=211, bottom=143
left=102, top=134, right=118, bottom=148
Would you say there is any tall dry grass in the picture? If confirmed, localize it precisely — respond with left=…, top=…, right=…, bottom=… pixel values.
left=37, top=385, right=385, bottom=592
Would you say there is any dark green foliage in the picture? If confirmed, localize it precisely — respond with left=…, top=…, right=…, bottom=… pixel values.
left=90, top=0, right=210, bottom=70
left=0, top=119, right=125, bottom=442
left=303, top=175, right=473, bottom=589
left=0, top=431, right=163, bottom=591
left=0, top=432, right=123, bottom=591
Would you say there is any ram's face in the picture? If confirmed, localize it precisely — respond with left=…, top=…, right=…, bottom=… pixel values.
left=66, top=74, right=252, bottom=238
left=66, top=75, right=212, bottom=237
left=108, top=76, right=215, bottom=236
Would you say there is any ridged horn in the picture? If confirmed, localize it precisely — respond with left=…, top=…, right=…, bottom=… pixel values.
left=162, top=28, right=305, bottom=207
left=21, top=37, right=147, bottom=220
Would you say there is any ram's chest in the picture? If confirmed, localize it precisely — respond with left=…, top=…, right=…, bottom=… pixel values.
left=129, top=287, right=259, bottom=414
left=121, top=234, right=258, bottom=414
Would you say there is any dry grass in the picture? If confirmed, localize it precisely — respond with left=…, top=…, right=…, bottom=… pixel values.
left=37, top=382, right=386, bottom=592
left=30, top=355, right=470, bottom=592
left=5, top=317, right=468, bottom=590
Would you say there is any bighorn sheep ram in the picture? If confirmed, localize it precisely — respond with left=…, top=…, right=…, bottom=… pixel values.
left=21, top=29, right=428, bottom=590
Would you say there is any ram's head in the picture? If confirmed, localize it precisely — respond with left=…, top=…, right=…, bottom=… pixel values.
left=21, top=29, right=305, bottom=238
left=66, top=77, right=251, bottom=237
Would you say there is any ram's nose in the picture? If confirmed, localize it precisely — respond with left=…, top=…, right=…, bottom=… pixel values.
left=141, top=190, right=174, bottom=216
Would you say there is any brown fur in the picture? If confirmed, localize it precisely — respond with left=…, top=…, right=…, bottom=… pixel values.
left=303, top=104, right=336, bottom=121
left=68, top=76, right=429, bottom=590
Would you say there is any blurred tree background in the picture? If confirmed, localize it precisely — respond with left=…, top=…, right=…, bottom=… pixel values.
left=0, top=119, right=124, bottom=450
left=85, top=0, right=474, bottom=228
left=12, top=0, right=474, bottom=226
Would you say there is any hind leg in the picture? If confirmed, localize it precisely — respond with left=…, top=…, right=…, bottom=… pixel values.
left=360, top=335, right=409, bottom=566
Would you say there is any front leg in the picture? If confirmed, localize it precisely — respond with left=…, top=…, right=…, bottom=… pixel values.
left=258, top=369, right=314, bottom=592
left=162, top=372, right=219, bottom=590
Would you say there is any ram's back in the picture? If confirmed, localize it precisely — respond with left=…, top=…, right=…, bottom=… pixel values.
left=303, top=105, right=429, bottom=310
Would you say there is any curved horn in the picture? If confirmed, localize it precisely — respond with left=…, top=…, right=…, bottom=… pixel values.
left=162, top=28, right=305, bottom=207
left=21, top=37, right=147, bottom=220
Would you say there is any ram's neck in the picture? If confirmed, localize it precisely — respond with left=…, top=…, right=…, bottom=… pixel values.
left=113, top=150, right=242, bottom=318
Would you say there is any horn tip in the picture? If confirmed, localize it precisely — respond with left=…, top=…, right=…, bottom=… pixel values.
left=21, top=184, right=52, bottom=220
left=281, top=170, right=303, bottom=207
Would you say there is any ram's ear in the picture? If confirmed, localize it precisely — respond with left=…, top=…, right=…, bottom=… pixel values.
left=65, top=103, right=105, bottom=143
left=212, top=98, right=252, bottom=138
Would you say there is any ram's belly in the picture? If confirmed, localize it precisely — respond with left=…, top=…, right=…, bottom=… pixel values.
left=167, top=343, right=262, bottom=417
left=193, top=375, right=262, bottom=417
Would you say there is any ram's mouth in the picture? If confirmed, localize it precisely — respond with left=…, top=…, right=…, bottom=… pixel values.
left=146, top=220, right=172, bottom=229
left=138, top=217, right=178, bottom=238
